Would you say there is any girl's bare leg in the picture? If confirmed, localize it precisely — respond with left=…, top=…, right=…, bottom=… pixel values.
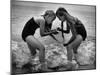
left=73, top=40, right=82, bottom=54
left=63, top=36, right=75, bottom=46
left=66, top=35, right=83, bottom=62
left=26, top=35, right=47, bottom=71
left=66, top=46, right=73, bottom=62
left=27, top=43, right=37, bottom=56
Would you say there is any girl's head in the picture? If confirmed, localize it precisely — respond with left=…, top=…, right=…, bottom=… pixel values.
left=56, top=7, right=68, bottom=21
left=42, top=10, right=56, bottom=24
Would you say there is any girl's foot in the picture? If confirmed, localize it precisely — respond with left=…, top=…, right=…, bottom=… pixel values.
left=67, top=60, right=79, bottom=70
left=40, top=62, right=53, bottom=72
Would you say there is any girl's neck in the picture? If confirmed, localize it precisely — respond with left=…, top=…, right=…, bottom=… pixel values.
left=45, top=20, right=52, bottom=25
left=65, top=13, right=73, bottom=20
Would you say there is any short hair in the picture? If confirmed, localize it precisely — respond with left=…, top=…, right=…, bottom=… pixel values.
left=42, top=10, right=56, bottom=17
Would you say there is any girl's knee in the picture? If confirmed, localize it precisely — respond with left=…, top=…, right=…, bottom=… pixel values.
left=77, top=35, right=83, bottom=41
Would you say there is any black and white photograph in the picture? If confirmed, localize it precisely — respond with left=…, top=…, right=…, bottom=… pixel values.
left=11, top=0, right=96, bottom=74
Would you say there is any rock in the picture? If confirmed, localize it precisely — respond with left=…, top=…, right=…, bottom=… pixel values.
left=45, top=43, right=68, bottom=68
left=12, top=39, right=95, bottom=72
left=12, top=41, right=31, bottom=68
left=77, top=41, right=95, bottom=65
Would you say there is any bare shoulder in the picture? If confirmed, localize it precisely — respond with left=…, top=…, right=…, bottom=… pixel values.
left=73, top=17, right=78, bottom=21
left=35, top=18, right=45, bottom=26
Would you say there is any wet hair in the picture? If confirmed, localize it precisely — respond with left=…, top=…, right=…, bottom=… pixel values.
left=56, top=7, right=69, bottom=40
left=56, top=7, right=68, bottom=17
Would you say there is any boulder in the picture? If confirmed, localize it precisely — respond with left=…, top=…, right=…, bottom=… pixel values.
left=77, top=40, right=95, bottom=65
left=11, top=39, right=95, bottom=72
left=12, top=41, right=31, bottom=68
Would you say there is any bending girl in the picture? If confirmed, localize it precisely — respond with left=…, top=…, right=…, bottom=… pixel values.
left=22, top=10, right=58, bottom=71
left=56, top=7, right=87, bottom=62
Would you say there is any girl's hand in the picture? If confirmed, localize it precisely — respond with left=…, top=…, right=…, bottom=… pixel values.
left=57, top=27, right=61, bottom=31
left=63, top=43, right=69, bottom=46
left=52, top=29, right=59, bottom=35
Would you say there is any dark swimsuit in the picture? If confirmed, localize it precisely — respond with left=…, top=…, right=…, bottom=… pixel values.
left=75, top=19, right=87, bottom=41
left=22, top=17, right=39, bottom=41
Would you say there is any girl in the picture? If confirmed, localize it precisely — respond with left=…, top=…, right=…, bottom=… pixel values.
left=56, top=7, right=87, bottom=63
left=22, top=10, right=58, bottom=71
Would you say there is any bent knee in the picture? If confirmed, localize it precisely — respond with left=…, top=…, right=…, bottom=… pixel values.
left=38, top=44, right=45, bottom=51
left=25, top=35, right=34, bottom=43
left=67, top=35, right=83, bottom=49
left=76, top=35, right=83, bottom=41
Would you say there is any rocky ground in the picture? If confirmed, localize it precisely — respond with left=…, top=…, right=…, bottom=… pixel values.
left=11, top=38, right=96, bottom=75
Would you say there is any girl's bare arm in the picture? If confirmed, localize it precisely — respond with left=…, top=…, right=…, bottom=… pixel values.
left=38, top=19, right=57, bottom=36
left=57, top=22, right=70, bottom=33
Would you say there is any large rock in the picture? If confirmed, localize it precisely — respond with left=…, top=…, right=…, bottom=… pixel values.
left=45, top=43, right=68, bottom=68
left=11, top=39, right=95, bottom=72
left=12, top=41, right=31, bottom=68
left=77, top=40, right=95, bottom=65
